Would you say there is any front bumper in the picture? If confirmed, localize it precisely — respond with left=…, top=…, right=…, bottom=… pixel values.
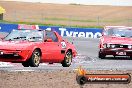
left=100, top=48, right=132, bottom=56
left=0, top=50, right=31, bottom=62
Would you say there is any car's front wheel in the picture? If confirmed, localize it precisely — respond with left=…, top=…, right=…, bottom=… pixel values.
left=22, top=61, right=30, bottom=67
left=130, top=56, right=132, bottom=59
left=62, top=51, right=72, bottom=67
left=98, top=52, right=106, bottom=59
left=29, top=49, right=41, bottom=67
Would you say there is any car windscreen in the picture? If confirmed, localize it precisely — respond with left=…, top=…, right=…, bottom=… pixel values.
left=105, top=28, right=132, bottom=37
left=4, top=29, right=44, bottom=42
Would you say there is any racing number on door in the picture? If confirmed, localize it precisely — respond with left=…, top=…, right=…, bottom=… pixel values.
left=61, top=42, right=67, bottom=49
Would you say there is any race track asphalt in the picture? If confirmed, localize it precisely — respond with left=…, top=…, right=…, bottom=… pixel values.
left=1, top=37, right=132, bottom=71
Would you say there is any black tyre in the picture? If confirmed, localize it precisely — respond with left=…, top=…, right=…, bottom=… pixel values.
left=98, top=52, right=105, bottom=59
left=22, top=61, right=30, bottom=67
left=29, top=49, right=41, bottom=67
left=76, top=75, right=87, bottom=85
left=62, top=51, right=72, bottom=67
left=130, top=56, right=132, bottom=59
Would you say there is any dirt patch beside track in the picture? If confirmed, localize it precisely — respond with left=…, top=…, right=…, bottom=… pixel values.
left=0, top=70, right=132, bottom=88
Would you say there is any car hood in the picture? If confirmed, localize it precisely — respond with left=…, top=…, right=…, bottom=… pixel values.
left=0, top=40, right=35, bottom=50
left=103, top=36, right=132, bottom=44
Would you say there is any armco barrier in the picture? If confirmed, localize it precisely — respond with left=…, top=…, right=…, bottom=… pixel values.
left=0, top=23, right=103, bottom=38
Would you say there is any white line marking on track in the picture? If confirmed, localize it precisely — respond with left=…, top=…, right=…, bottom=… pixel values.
left=0, top=62, right=14, bottom=67
left=11, top=69, right=35, bottom=72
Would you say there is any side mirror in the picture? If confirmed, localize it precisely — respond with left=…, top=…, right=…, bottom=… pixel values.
left=102, top=32, right=106, bottom=36
left=45, top=38, right=53, bottom=42
left=0, top=37, right=4, bottom=41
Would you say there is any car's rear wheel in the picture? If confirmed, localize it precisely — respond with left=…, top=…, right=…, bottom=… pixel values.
left=98, top=52, right=106, bottom=59
left=29, top=49, right=41, bottom=67
left=62, top=51, right=72, bottom=67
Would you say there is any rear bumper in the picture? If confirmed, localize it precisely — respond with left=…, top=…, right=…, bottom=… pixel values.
left=100, top=48, right=132, bottom=56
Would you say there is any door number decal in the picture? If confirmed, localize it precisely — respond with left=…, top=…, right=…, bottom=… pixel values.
left=61, top=42, right=67, bottom=49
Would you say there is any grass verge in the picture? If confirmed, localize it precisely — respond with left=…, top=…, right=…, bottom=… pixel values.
left=0, top=20, right=103, bottom=28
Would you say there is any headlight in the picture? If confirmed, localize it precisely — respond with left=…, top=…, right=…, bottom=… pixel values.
left=103, top=44, right=107, bottom=48
left=107, top=44, right=111, bottom=48
left=0, top=51, right=4, bottom=55
left=103, top=44, right=115, bottom=48
left=111, top=45, right=115, bottom=48
left=128, top=45, right=132, bottom=49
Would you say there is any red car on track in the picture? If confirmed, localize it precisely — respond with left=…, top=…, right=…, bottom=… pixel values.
left=99, top=26, right=132, bottom=59
left=0, top=29, right=77, bottom=67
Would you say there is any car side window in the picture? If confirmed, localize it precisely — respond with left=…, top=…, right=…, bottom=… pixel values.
left=104, top=29, right=113, bottom=36
left=45, top=31, right=58, bottom=42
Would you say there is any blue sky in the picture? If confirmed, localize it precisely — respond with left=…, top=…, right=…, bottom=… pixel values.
left=4, top=0, right=132, bottom=6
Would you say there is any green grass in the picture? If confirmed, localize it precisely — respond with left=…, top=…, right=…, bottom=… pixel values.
left=21, top=17, right=99, bottom=23
left=26, top=17, right=132, bottom=23
left=44, top=17, right=97, bottom=22
left=100, top=19, right=132, bottom=23
left=0, top=20, right=103, bottom=28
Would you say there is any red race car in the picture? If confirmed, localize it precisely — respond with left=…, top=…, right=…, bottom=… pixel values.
left=99, top=26, right=132, bottom=59
left=0, top=29, right=77, bottom=67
